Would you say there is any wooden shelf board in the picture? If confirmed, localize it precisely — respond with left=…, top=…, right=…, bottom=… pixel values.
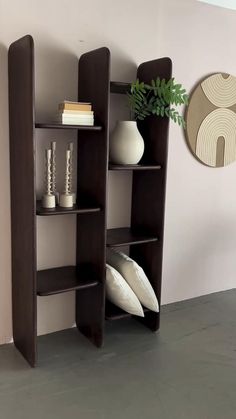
left=109, top=163, right=161, bottom=171
left=36, top=201, right=101, bottom=216
left=105, top=301, right=150, bottom=320
left=107, top=227, right=158, bottom=247
left=37, top=266, right=99, bottom=296
left=110, top=81, right=131, bottom=94
left=35, top=122, right=102, bottom=131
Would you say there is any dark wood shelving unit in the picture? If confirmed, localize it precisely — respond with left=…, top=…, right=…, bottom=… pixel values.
left=9, top=34, right=171, bottom=366
left=35, top=122, right=102, bottom=130
left=9, top=35, right=109, bottom=367
left=37, top=266, right=99, bottom=296
left=107, top=227, right=158, bottom=247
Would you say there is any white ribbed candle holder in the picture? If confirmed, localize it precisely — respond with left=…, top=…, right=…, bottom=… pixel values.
left=42, top=194, right=56, bottom=209
left=59, top=193, right=74, bottom=208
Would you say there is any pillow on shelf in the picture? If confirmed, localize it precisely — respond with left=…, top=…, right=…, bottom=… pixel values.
left=106, top=264, right=144, bottom=317
left=107, top=249, right=159, bottom=312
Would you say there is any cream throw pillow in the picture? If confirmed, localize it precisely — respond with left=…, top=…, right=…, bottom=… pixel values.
left=107, top=249, right=159, bottom=312
left=106, top=264, right=144, bottom=317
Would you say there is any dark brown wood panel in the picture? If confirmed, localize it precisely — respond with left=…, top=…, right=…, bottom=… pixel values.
left=130, top=57, right=172, bottom=332
left=37, top=266, right=99, bottom=296
left=8, top=35, right=37, bottom=366
left=76, top=47, right=110, bottom=347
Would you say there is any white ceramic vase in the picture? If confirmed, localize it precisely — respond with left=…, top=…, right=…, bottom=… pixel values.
left=109, top=121, right=144, bottom=165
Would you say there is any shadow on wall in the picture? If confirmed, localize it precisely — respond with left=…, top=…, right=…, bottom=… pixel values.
left=35, top=39, right=78, bottom=121
left=35, top=37, right=137, bottom=123
left=0, top=43, right=12, bottom=344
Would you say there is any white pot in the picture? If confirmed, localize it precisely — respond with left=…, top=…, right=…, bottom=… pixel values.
left=109, top=121, right=144, bottom=164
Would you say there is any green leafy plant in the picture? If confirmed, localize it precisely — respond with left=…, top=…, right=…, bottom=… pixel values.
left=127, top=78, right=189, bottom=128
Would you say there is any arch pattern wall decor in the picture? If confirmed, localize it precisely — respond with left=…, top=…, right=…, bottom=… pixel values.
left=186, top=73, right=236, bottom=167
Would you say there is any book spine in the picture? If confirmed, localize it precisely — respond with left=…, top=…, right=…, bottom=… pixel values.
left=60, top=110, right=94, bottom=115
left=62, top=101, right=91, bottom=105
left=57, top=116, right=94, bottom=123
left=58, top=115, right=94, bottom=120
left=58, top=120, right=94, bottom=126
left=58, top=113, right=94, bottom=118
left=59, top=104, right=92, bottom=111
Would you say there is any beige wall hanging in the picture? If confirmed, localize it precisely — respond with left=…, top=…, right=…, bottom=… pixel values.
left=186, top=73, right=236, bottom=167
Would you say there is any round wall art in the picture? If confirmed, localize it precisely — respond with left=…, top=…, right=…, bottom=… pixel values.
left=186, top=73, right=236, bottom=167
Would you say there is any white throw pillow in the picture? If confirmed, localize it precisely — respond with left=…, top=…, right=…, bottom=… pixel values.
left=106, top=264, right=144, bottom=317
left=107, top=249, right=159, bottom=312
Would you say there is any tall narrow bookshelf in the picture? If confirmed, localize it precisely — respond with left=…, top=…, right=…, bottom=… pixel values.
left=9, top=34, right=171, bottom=366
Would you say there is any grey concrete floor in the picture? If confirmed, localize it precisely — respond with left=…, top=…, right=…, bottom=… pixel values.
left=1, top=289, right=236, bottom=419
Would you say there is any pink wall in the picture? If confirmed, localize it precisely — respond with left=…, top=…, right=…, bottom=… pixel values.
left=159, top=0, right=236, bottom=302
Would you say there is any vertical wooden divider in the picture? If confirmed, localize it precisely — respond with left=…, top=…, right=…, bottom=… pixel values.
left=130, top=57, right=172, bottom=331
left=8, top=35, right=37, bottom=366
left=76, top=48, right=110, bottom=347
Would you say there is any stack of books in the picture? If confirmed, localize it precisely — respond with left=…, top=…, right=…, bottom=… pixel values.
left=57, top=101, right=94, bottom=126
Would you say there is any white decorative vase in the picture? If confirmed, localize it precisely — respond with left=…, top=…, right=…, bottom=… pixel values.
left=109, top=121, right=144, bottom=164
